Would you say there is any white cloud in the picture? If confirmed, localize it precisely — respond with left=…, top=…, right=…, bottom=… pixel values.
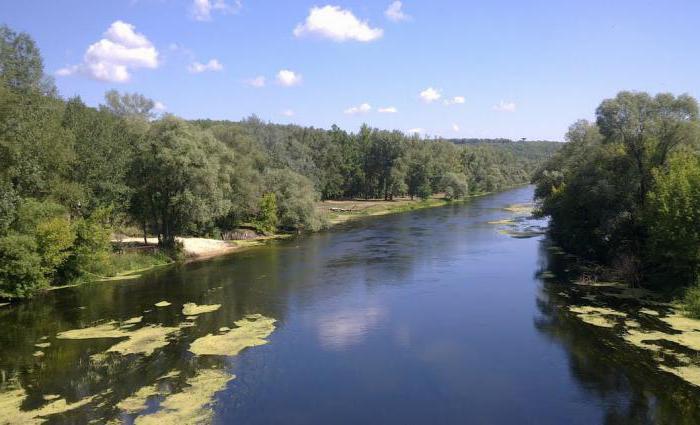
left=188, top=59, right=223, bottom=73
left=452, top=123, right=460, bottom=132
left=246, top=75, right=266, bottom=87
left=56, top=21, right=158, bottom=83
left=281, top=109, right=295, bottom=117
left=444, top=96, right=465, bottom=105
left=378, top=106, right=398, bottom=113
left=419, top=87, right=441, bottom=103
left=385, top=1, right=410, bottom=22
left=344, top=103, right=372, bottom=115
left=191, top=0, right=241, bottom=21
left=293, top=5, right=383, bottom=42
left=154, top=101, right=167, bottom=111
left=493, top=100, right=517, bottom=112
left=407, top=127, right=424, bottom=135
left=276, top=69, right=302, bottom=86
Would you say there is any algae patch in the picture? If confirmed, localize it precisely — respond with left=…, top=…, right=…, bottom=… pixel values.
left=122, top=316, right=143, bottom=325
left=154, top=301, right=171, bottom=307
left=189, top=314, right=276, bottom=356
left=56, top=321, right=179, bottom=356
left=56, top=322, right=127, bottom=340
left=181, top=303, right=221, bottom=316
left=106, top=325, right=180, bottom=356
left=133, top=369, right=232, bottom=425
left=569, top=305, right=626, bottom=328
left=0, top=385, right=95, bottom=424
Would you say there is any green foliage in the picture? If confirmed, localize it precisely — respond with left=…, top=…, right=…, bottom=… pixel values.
left=441, top=172, right=468, bottom=200
left=264, top=169, right=322, bottom=231
left=683, top=280, right=700, bottom=319
left=35, top=216, right=75, bottom=277
left=0, top=234, right=46, bottom=298
left=0, top=23, right=560, bottom=298
left=128, top=117, right=232, bottom=247
left=534, top=92, right=700, bottom=287
left=63, top=207, right=113, bottom=278
left=0, top=24, right=54, bottom=94
left=253, top=193, right=279, bottom=235
left=645, top=154, right=700, bottom=284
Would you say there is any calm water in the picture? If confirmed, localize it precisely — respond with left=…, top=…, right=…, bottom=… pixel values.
left=1, top=186, right=699, bottom=424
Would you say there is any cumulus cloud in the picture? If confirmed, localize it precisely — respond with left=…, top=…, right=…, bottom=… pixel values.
left=444, top=96, right=465, bottom=105
left=154, top=101, right=167, bottom=111
left=385, top=1, right=410, bottom=22
left=493, top=100, right=517, bottom=112
left=407, top=127, right=424, bottom=135
left=378, top=106, right=398, bottom=113
left=191, top=0, right=241, bottom=21
left=293, top=5, right=383, bottom=42
left=246, top=75, right=266, bottom=87
left=452, top=123, right=460, bottom=132
left=188, top=59, right=223, bottom=73
left=344, top=103, right=372, bottom=115
left=56, top=21, right=158, bottom=83
left=281, top=109, right=295, bottom=117
left=276, top=69, right=302, bottom=86
left=419, top=87, right=441, bottom=103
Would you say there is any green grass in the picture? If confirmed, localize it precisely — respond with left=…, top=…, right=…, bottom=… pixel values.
left=683, top=282, right=700, bottom=319
left=101, top=251, right=172, bottom=278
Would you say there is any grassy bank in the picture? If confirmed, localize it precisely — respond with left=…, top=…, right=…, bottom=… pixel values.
left=319, top=192, right=490, bottom=226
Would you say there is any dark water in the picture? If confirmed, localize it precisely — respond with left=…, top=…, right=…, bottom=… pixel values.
left=1, top=186, right=699, bottom=424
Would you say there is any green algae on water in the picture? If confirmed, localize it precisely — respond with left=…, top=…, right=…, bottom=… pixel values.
left=181, top=303, right=221, bottom=316
left=0, top=385, right=96, bottom=425
left=122, top=316, right=143, bottom=325
left=56, top=322, right=128, bottom=340
left=569, top=305, right=626, bottom=328
left=134, top=369, right=232, bottom=425
left=189, top=314, right=276, bottom=356
left=106, top=325, right=180, bottom=356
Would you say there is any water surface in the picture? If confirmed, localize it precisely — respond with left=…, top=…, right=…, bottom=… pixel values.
left=1, top=186, right=699, bottom=424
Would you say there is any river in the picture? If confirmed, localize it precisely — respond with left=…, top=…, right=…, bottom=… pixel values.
left=1, top=186, right=699, bottom=424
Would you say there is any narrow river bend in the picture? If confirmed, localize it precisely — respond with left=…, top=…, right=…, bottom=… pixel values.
left=1, top=186, right=699, bottom=424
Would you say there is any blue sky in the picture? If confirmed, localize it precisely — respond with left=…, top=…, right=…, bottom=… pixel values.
left=3, top=0, right=699, bottom=140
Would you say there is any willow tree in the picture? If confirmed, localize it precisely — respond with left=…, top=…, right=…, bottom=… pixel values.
left=128, top=116, right=233, bottom=248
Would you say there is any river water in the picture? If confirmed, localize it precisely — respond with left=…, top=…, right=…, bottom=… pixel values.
left=1, top=186, right=699, bottom=424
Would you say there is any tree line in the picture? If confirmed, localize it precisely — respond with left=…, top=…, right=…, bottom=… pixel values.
left=533, top=91, right=700, bottom=297
left=0, top=24, right=559, bottom=299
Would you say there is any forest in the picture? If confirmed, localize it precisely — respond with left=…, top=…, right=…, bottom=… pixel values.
left=533, top=91, right=700, bottom=310
left=0, top=24, right=559, bottom=299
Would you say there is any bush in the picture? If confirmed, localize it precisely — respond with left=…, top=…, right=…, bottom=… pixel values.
left=683, top=281, right=700, bottom=319
left=252, top=192, right=278, bottom=235
left=441, top=172, right=468, bottom=200
left=61, top=208, right=113, bottom=279
left=35, top=216, right=75, bottom=278
left=0, top=234, right=47, bottom=298
left=645, top=154, right=700, bottom=285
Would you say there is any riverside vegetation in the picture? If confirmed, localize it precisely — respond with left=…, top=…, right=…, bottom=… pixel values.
left=0, top=24, right=559, bottom=300
left=533, top=91, right=700, bottom=314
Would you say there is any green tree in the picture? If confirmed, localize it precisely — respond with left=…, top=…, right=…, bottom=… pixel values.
left=645, top=154, right=700, bottom=284
left=0, top=234, right=46, bottom=298
left=253, top=193, right=279, bottom=235
left=0, top=24, right=55, bottom=94
left=128, top=117, right=231, bottom=248
left=441, top=172, right=468, bottom=200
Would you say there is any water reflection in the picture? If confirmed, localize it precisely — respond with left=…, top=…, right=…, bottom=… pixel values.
left=317, top=305, right=385, bottom=351
left=2, top=186, right=700, bottom=424
left=534, top=240, right=700, bottom=424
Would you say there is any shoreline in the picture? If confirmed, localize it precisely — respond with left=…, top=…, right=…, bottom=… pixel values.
left=0, top=187, right=525, bottom=304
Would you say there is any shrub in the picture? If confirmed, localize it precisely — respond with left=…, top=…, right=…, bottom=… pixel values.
left=252, top=192, right=278, bottom=235
left=683, top=280, right=700, bottom=319
left=0, top=234, right=47, bottom=298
